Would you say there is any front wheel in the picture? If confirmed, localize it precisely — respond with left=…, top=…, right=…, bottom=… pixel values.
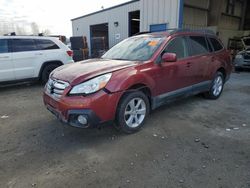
left=116, top=91, right=150, bottom=134
left=204, top=72, right=224, bottom=99
left=235, top=67, right=243, bottom=72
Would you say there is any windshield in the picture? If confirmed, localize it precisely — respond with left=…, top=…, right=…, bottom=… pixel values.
left=243, top=38, right=250, bottom=46
left=102, top=36, right=165, bottom=61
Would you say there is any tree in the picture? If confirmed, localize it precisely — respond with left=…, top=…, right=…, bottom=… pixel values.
left=42, top=29, right=51, bottom=36
left=15, top=24, right=28, bottom=35
left=31, top=22, right=40, bottom=35
left=0, top=19, right=51, bottom=36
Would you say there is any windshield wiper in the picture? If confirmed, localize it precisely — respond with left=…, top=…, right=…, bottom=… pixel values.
left=111, top=58, right=128, bottom=61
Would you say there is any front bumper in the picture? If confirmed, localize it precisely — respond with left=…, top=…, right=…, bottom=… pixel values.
left=43, top=89, right=122, bottom=128
left=234, top=57, right=250, bottom=68
left=46, top=105, right=101, bottom=128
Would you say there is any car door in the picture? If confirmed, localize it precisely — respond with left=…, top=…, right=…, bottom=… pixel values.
left=156, top=36, right=194, bottom=97
left=34, top=39, right=61, bottom=75
left=11, top=38, right=41, bottom=80
left=0, top=39, right=14, bottom=82
left=186, top=35, right=211, bottom=85
left=207, top=37, right=226, bottom=80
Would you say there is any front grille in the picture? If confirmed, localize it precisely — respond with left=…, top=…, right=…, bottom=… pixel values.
left=244, top=53, right=250, bottom=60
left=46, top=78, right=69, bottom=98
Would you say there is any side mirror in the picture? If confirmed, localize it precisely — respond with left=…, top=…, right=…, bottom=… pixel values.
left=162, top=53, right=177, bottom=62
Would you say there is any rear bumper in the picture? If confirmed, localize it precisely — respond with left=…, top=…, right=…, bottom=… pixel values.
left=43, top=89, right=122, bottom=128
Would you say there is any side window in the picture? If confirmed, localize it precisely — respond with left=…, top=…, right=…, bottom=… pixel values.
left=36, top=39, right=59, bottom=50
left=206, top=37, right=214, bottom=52
left=12, top=39, right=37, bottom=52
left=163, top=37, right=188, bottom=59
left=188, top=36, right=209, bottom=56
left=0, top=39, right=9, bottom=53
left=209, top=37, right=224, bottom=51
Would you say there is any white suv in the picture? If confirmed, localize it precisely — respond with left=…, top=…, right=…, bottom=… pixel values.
left=0, top=36, right=74, bottom=84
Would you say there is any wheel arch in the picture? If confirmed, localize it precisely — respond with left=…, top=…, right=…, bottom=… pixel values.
left=38, top=60, right=63, bottom=79
left=217, top=67, right=226, bottom=80
left=116, top=83, right=152, bottom=113
left=127, top=83, right=152, bottom=101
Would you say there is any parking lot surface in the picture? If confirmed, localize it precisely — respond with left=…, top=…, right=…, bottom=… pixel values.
left=0, top=73, right=250, bottom=188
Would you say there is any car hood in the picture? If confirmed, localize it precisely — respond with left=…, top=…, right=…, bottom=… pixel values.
left=51, top=58, right=138, bottom=85
left=237, top=49, right=250, bottom=55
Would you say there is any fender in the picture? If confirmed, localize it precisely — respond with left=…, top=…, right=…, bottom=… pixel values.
left=105, top=62, right=157, bottom=96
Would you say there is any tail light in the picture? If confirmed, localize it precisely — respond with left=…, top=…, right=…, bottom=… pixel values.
left=67, top=50, right=73, bottom=57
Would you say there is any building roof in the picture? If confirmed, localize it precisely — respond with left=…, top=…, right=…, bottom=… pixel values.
left=71, top=0, right=140, bottom=21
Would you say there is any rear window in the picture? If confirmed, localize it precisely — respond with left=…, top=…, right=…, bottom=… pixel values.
left=188, top=36, right=209, bottom=56
left=0, top=39, right=9, bottom=53
left=36, top=39, right=59, bottom=50
left=206, top=38, right=214, bottom=52
left=209, top=37, right=224, bottom=51
left=12, top=39, right=37, bottom=52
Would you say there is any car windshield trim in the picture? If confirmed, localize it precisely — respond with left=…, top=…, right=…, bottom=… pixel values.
left=102, top=36, right=165, bottom=61
left=243, top=39, right=250, bottom=46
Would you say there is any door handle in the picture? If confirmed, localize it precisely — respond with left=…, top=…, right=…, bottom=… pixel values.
left=0, top=56, right=10, bottom=59
left=35, top=52, right=43, bottom=55
left=186, top=62, right=191, bottom=67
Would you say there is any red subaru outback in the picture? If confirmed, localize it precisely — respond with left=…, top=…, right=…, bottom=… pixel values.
left=43, top=30, right=232, bottom=133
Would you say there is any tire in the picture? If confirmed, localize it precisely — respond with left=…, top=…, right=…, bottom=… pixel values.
left=41, top=64, right=60, bottom=84
left=204, top=72, right=224, bottom=100
left=116, top=91, right=150, bottom=134
left=235, top=67, right=243, bottom=72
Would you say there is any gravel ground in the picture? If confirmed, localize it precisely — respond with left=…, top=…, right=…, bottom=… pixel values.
left=0, top=72, right=249, bottom=188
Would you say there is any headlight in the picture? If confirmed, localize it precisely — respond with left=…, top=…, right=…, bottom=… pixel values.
left=235, top=54, right=243, bottom=59
left=69, top=73, right=112, bottom=95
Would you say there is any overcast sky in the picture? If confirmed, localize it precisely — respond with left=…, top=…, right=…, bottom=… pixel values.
left=0, top=0, right=129, bottom=37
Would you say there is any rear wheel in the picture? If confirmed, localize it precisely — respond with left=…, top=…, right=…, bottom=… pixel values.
left=41, top=64, right=60, bottom=84
left=116, top=91, right=150, bottom=134
left=204, top=72, right=224, bottom=99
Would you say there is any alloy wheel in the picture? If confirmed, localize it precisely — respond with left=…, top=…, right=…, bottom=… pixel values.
left=124, top=98, right=146, bottom=128
left=212, top=75, right=223, bottom=96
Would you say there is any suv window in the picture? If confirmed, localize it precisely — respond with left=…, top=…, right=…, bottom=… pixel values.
left=164, top=37, right=188, bottom=59
left=0, top=39, right=9, bottom=53
left=12, top=39, right=37, bottom=52
left=243, top=38, right=250, bottom=46
left=188, top=36, right=209, bottom=56
left=206, top=37, right=213, bottom=52
left=209, top=37, right=224, bottom=51
left=36, top=39, right=59, bottom=50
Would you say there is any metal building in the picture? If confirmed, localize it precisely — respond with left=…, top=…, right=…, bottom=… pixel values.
left=71, top=0, right=250, bottom=57
left=71, top=0, right=181, bottom=57
left=183, top=0, right=250, bottom=47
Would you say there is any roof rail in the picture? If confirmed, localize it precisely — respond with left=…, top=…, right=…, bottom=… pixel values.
left=2, top=33, right=47, bottom=37
left=133, top=31, right=151, bottom=36
left=133, top=28, right=216, bottom=36
left=4, top=32, right=16, bottom=36
left=133, top=28, right=179, bottom=36
left=170, top=28, right=216, bottom=35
